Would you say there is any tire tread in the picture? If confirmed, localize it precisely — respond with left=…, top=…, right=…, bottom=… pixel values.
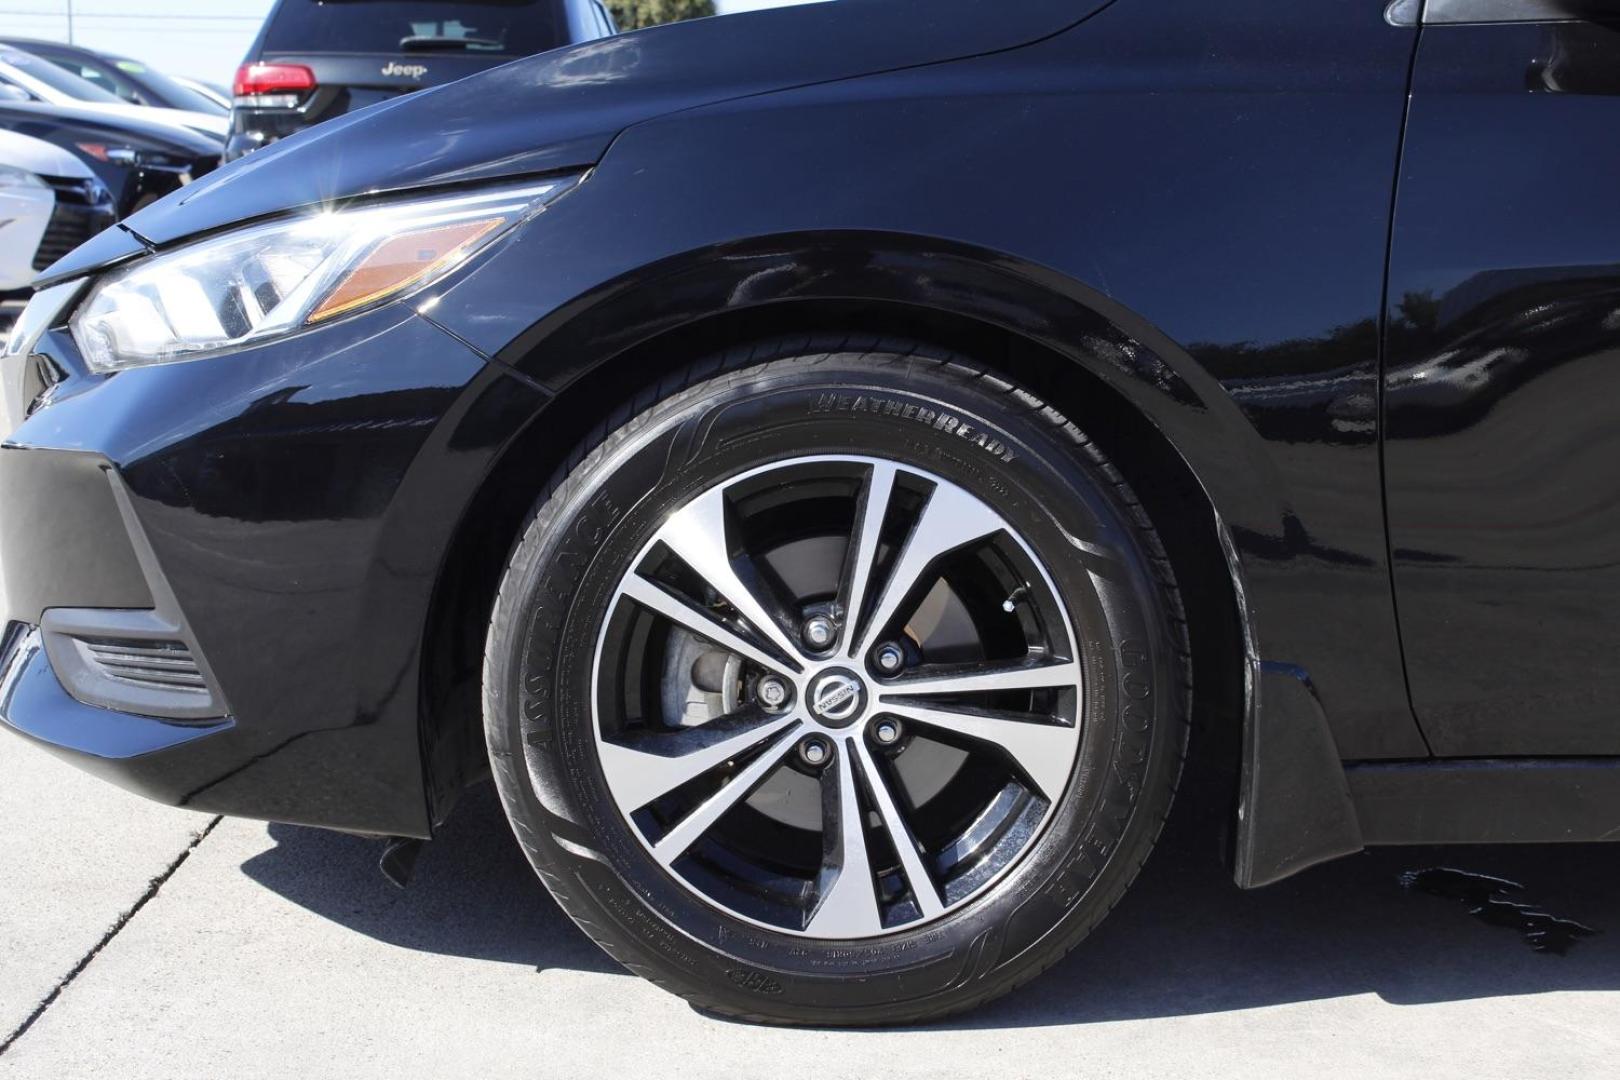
left=483, top=335, right=1192, bottom=1026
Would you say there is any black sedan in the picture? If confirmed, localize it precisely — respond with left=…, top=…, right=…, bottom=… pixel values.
left=2, top=0, right=1617, bottom=1026
left=0, top=99, right=221, bottom=217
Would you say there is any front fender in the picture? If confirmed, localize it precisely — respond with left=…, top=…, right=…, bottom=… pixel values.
left=422, top=0, right=1426, bottom=768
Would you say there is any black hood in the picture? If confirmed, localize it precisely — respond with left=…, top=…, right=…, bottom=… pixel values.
left=109, top=0, right=1099, bottom=250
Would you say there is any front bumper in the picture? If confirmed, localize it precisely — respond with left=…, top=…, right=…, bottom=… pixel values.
left=1, top=279, right=545, bottom=836
left=0, top=185, right=53, bottom=292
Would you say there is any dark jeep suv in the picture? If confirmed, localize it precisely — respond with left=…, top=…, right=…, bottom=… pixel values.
left=227, top=0, right=616, bottom=161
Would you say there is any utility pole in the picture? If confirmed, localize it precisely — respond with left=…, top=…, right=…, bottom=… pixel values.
left=65, top=0, right=75, bottom=44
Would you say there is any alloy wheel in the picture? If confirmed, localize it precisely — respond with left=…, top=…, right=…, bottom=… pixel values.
left=591, top=455, right=1085, bottom=939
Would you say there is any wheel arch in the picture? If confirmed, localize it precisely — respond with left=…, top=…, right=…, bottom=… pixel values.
left=420, top=232, right=1259, bottom=862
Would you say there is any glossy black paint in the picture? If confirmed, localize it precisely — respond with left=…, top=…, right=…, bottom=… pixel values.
left=0, top=101, right=221, bottom=218
left=4, top=301, right=547, bottom=836
left=1384, top=17, right=1620, bottom=756
left=423, top=0, right=1426, bottom=760
left=92, top=0, right=1106, bottom=251
left=33, top=220, right=148, bottom=286
left=0, top=625, right=232, bottom=761
left=3, top=0, right=1617, bottom=861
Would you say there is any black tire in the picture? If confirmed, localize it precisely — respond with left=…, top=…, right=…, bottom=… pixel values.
left=484, top=339, right=1190, bottom=1025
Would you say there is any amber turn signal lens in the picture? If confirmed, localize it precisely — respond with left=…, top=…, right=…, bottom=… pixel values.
left=307, top=218, right=503, bottom=324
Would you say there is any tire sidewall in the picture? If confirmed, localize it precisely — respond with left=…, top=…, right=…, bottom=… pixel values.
left=486, top=352, right=1182, bottom=1022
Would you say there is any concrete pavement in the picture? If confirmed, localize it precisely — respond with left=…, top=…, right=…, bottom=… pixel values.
left=0, top=737, right=212, bottom=1042
left=0, top=736, right=1615, bottom=1078
left=3, top=523, right=1616, bottom=1079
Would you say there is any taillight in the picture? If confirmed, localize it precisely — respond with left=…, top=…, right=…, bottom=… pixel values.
left=233, top=62, right=315, bottom=108
left=75, top=143, right=138, bottom=165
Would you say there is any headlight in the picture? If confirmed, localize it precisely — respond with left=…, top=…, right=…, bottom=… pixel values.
left=71, top=177, right=577, bottom=373
left=0, top=164, right=46, bottom=189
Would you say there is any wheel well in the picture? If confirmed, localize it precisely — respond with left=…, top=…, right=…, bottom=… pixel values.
left=419, top=300, right=1247, bottom=832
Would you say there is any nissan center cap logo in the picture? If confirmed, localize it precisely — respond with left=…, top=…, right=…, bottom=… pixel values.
left=381, top=62, right=429, bottom=79
left=809, top=670, right=865, bottom=725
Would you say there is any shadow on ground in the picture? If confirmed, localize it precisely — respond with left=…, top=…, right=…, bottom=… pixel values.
left=241, top=781, right=1618, bottom=1027
left=242, top=785, right=621, bottom=976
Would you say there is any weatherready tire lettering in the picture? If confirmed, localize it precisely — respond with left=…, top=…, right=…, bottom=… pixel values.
left=811, top=392, right=1017, bottom=462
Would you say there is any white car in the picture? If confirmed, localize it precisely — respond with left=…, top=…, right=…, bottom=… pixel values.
left=171, top=75, right=232, bottom=113
left=0, top=128, right=114, bottom=293
left=0, top=47, right=227, bottom=139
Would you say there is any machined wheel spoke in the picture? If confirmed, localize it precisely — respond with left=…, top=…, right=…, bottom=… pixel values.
left=849, top=481, right=1006, bottom=658
left=598, top=711, right=801, bottom=812
left=876, top=702, right=1076, bottom=802
left=839, top=462, right=897, bottom=652
left=596, top=454, right=1088, bottom=940
left=618, top=575, right=797, bottom=677
left=853, top=738, right=945, bottom=918
left=876, top=658, right=1083, bottom=699
left=805, top=738, right=883, bottom=937
left=651, top=725, right=800, bottom=866
left=657, top=487, right=805, bottom=666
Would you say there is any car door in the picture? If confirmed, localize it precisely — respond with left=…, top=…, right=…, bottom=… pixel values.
left=1384, top=0, right=1620, bottom=755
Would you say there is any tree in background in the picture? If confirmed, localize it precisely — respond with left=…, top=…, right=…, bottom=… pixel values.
left=606, top=0, right=716, bottom=31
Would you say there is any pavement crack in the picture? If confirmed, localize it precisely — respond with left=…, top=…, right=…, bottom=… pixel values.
left=0, top=815, right=223, bottom=1057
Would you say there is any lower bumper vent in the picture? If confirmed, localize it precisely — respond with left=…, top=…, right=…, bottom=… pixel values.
left=40, top=609, right=226, bottom=722
left=79, top=638, right=207, bottom=692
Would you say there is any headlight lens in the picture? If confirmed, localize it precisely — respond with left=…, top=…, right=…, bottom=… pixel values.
left=71, top=177, right=576, bottom=373
left=0, top=164, right=46, bottom=189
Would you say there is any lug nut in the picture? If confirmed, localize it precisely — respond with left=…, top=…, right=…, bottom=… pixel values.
left=757, top=676, right=790, bottom=711
left=802, top=615, right=835, bottom=650
left=798, top=736, right=832, bottom=767
left=873, top=642, right=905, bottom=675
left=872, top=719, right=902, bottom=746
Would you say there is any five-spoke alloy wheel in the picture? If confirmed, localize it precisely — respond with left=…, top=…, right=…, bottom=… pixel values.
left=485, top=342, right=1188, bottom=1025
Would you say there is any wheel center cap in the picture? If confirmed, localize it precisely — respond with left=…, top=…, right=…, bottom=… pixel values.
left=807, top=668, right=866, bottom=726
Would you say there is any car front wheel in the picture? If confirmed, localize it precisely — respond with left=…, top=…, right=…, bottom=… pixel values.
left=484, top=340, right=1189, bottom=1024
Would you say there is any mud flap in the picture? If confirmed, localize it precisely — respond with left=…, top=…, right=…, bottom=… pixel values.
left=379, top=837, right=426, bottom=888
left=1233, top=662, right=1364, bottom=888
